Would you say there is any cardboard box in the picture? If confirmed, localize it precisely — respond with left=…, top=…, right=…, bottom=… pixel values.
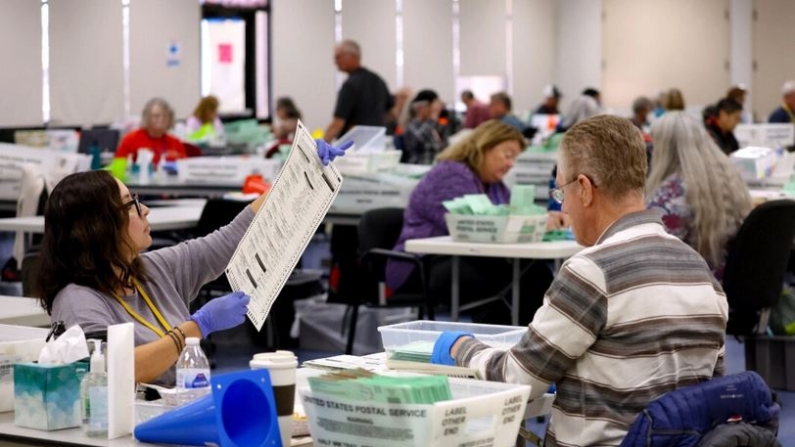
left=13, top=362, right=88, bottom=430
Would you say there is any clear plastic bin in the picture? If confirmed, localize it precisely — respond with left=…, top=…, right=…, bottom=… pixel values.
left=176, top=156, right=283, bottom=183
left=445, top=213, right=548, bottom=243
left=379, top=320, right=526, bottom=354
left=333, top=150, right=402, bottom=175
left=300, top=376, right=532, bottom=447
left=335, top=125, right=387, bottom=153
left=0, top=325, right=49, bottom=412
left=134, top=400, right=177, bottom=426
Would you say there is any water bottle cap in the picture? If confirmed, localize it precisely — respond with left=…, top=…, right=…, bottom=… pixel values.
left=186, top=337, right=200, bottom=346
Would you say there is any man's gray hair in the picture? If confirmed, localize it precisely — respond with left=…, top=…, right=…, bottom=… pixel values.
left=782, top=80, right=795, bottom=96
left=339, top=40, right=361, bottom=58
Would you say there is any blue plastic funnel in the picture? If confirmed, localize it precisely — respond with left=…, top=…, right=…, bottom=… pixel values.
left=134, top=369, right=281, bottom=447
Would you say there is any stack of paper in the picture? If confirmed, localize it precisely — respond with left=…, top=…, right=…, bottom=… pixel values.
left=307, top=369, right=452, bottom=404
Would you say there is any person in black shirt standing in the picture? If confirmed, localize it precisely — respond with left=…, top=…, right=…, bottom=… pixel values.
left=324, top=40, right=394, bottom=142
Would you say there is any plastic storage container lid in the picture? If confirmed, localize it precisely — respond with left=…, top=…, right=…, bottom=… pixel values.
left=335, top=126, right=386, bottom=153
left=378, top=320, right=526, bottom=352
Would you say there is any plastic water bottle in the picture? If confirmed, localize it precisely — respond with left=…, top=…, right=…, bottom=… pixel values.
left=175, top=338, right=211, bottom=405
left=90, top=144, right=102, bottom=170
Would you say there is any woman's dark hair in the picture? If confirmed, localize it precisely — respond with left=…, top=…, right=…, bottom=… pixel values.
left=276, top=97, right=302, bottom=120
left=716, top=97, right=743, bottom=115
left=38, top=171, right=148, bottom=313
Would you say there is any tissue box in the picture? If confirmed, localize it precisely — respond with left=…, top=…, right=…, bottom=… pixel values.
left=14, top=362, right=88, bottom=430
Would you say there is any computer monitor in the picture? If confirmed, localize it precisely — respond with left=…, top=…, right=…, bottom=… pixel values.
left=77, top=128, right=120, bottom=154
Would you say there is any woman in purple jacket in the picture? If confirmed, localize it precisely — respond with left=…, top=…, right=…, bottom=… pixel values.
left=387, top=120, right=552, bottom=324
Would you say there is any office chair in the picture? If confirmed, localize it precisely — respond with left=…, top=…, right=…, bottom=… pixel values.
left=721, top=200, right=795, bottom=390
left=344, top=207, right=434, bottom=354
left=192, top=198, right=254, bottom=303
left=723, top=200, right=795, bottom=336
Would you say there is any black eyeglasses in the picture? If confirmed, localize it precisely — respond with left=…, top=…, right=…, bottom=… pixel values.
left=123, top=193, right=142, bottom=217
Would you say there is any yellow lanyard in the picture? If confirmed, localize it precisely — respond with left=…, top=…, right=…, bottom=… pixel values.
left=784, top=104, right=795, bottom=124
left=113, top=280, right=173, bottom=338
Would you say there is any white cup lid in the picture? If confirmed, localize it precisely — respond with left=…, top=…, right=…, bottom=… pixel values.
left=252, top=350, right=297, bottom=363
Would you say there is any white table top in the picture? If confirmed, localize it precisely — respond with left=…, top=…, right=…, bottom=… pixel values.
left=0, top=296, right=49, bottom=327
left=0, top=205, right=204, bottom=234
left=0, top=412, right=152, bottom=446
left=144, top=198, right=208, bottom=208
left=749, top=188, right=795, bottom=201
left=405, top=236, right=583, bottom=259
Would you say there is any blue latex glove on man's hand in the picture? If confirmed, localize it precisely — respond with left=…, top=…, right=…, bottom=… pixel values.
left=190, top=291, right=250, bottom=337
left=431, top=331, right=474, bottom=366
left=316, top=139, right=354, bottom=166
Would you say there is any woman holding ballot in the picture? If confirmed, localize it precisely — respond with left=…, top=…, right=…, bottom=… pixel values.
left=37, top=139, right=351, bottom=385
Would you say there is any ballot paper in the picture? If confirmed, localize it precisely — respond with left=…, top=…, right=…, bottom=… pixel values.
left=225, top=120, right=343, bottom=330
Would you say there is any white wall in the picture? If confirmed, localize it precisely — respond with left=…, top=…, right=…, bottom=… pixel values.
left=602, top=0, right=730, bottom=114
left=0, top=0, right=42, bottom=127
left=752, top=0, right=795, bottom=121
left=341, top=0, right=397, bottom=91
left=512, top=0, right=557, bottom=113
left=459, top=0, right=506, bottom=77
left=271, top=0, right=337, bottom=132
left=730, top=0, right=753, bottom=95
left=1, top=1, right=786, bottom=129
left=49, top=0, right=124, bottom=127
left=556, top=0, right=602, bottom=112
left=403, top=0, right=454, bottom=103
left=129, top=0, right=201, bottom=120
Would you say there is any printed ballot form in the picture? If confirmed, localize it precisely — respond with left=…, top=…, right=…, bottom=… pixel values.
left=225, top=121, right=343, bottom=330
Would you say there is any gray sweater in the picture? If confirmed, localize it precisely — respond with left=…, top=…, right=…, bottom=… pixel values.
left=51, top=208, right=254, bottom=385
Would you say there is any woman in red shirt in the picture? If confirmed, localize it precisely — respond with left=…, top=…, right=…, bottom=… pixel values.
left=116, top=98, right=187, bottom=164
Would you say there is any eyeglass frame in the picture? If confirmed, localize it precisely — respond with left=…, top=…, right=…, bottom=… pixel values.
left=549, top=175, right=597, bottom=204
left=122, top=193, right=142, bottom=217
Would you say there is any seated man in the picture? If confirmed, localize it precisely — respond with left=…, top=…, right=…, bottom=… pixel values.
left=535, top=84, right=562, bottom=115
left=433, top=115, right=728, bottom=447
left=489, top=92, right=525, bottom=132
left=769, top=80, right=795, bottom=124
left=461, top=90, right=491, bottom=129
left=403, top=89, right=445, bottom=165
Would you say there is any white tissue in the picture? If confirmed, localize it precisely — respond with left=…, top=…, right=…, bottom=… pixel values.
left=37, top=325, right=89, bottom=364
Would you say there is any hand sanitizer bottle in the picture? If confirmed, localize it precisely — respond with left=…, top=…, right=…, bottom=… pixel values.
left=155, top=155, right=167, bottom=182
left=81, top=340, right=108, bottom=438
left=125, top=154, right=134, bottom=181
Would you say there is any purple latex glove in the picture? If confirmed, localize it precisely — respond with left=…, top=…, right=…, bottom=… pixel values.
left=190, top=291, right=250, bottom=336
left=316, top=139, right=354, bottom=165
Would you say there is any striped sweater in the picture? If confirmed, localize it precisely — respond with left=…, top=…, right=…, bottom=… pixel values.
left=455, top=210, right=728, bottom=447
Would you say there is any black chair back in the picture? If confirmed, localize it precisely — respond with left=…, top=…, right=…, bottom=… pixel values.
left=358, top=208, right=404, bottom=251
left=723, top=200, right=795, bottom=335
left=195, top=199, right=253, bottom=238
left=192, top=198, right=253, bottom=304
